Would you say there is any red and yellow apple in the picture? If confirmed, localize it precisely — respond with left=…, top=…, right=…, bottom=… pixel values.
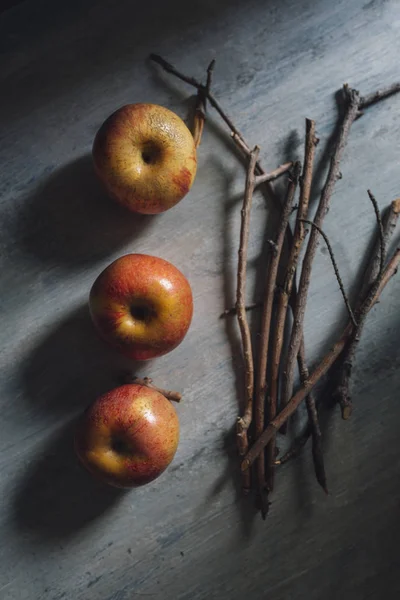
left=92, top=103, right=197, bottom=214
left=75, top=384, right=179, bottom=487
left=89, top=253, right=193, bottom=360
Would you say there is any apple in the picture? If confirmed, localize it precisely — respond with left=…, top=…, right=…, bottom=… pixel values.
left=92, top=103, right=197, bottom=214
left=89, top=253, right=193, bottom=360
left=75, top=384, right=180, bottom=487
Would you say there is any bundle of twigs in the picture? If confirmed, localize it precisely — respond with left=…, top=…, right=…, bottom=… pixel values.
left=150, top=53, right=400, bottom=518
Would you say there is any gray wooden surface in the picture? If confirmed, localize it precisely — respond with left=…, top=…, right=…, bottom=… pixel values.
left=1, top=0, right=399, bottom=598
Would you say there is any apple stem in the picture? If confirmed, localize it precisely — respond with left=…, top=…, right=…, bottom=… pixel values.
left=127, top=376, right=182, bottom=403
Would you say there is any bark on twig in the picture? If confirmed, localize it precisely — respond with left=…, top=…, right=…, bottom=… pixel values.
left=150, top=54, right=249, bottom=150
left=367, top=190, right=386, bottom=278
left=360, top=82, right=400, bottom=108
left=279, top=199, right=400, bottom=465
left=362, top=198, right=400, bottom=296
left=242, top=248, right=400, bottom=470
left=254, top=162, right=293, bottom=187
left=279, top=86, right=362, bottom=418
left=335, top=194, right=396, bottom=419
left=299, top=219, right=357, bottom=327
left=193, top=59, right=216, bottom=147
left=254, top=161, right=301, bottom=499
left=152, top=56, right=314, bottom=416
left=270, top=119, right=318, bottom=436
left=236, top=146, right=260, bottom=492
left=296, top=340, right=327, bottom=493
left=220, top=302, right=262, bottom=318
left=127, top=376, right=182, bottom=402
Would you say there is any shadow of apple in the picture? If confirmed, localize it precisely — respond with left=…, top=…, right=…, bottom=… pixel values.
left=16, top=154, right=156, bottom=269
left=12, top=416, right=126, bottom=540
left=21, top=304, right=147, bottom=417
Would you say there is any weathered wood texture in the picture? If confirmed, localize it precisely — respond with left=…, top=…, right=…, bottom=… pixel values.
left=0, top=0, right=399, bottom=598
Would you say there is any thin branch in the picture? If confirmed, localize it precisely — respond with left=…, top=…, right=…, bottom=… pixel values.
left=299, top=219, right=358, bottom=327
left=127, top=376, right=182, bottom=403
left=281, top=198, right=400, bottom=464
left=270, top=119, right=318, bottom=438
left=255, top=162, right=293, bottom=187
left=297, top=340, right=327, bottom=493
left=220, top=302, right=262, bottom=318
left=360, top=82, right=400, bottom=108
left=151, top=53, right=290, bottom=219
left=367, top=190, right=386, bottom=278
left=150, top=53, right=249, bottom=149
left=276, top=422, right=311, bottom=464
left=362, top=198, right=400, bottom=296
left=335, top=194, right=397, bottom=419
left=236, top=146, right=260, bottom=492
left=279, top=86, right=362, bottom=419
left=242, top=248, right=400, bottom=470
left=206, top=59, right=215, bottom=94
left=254, top=161, right=301, bottom=497
left=192, top=59, right=216, bottom=147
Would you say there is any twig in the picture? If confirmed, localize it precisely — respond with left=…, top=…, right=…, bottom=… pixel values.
left=192, top=59, right=216, bottom=147
left=206, top=59, right=215, bottom=94
left=150, top=54, right=312, bottom=495
left=254, top=161, right=301, bottom=499
left=279, top=86, right=362, bottom=418
left=367, top=190, right=386, bottom=278
left=220, top=302, right=262, bottom=318
left=150, top=53, right=249, bottom=150
left=151, top=53, right=290, bottom=220
left=254, top=162, right=293, bottom=187
left=275, top=422, right=312, bottom=465
left=236, top=146, right=260, bottom=492
left=270, top=119, right=318, bottom=437
left=362, top=198, right=400, bottom=296
left=360, top=82, right=400, bottom=108
left=335, top=194, right=394, bottom=419
left=151, top=55, right=311, bottom=378
left=297, top=340, right=327, bottom=493
left=280, top=198, right=400, bottom=464
left=127, top=376, right=182, bottom=402
left=299, top=219, right=358, bottom=327
left=242, top=248, right=400, bottom=470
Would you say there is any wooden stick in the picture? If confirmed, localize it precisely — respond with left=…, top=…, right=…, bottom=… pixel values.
left=254, top=162, right=293, bottom=187
left=299, top=219, right=358, bottom=327
left=362, top=198, right=400, bottom=296
left=220, top=302, right=262, bottom=318
left=193, top=59, right=215, bottom=148
left=254, top=161, right=301, bottom=500
left=279, top=198, right=400, bottom=465
left=297, top=340, right=327, bottom=493
left=270, top=119, right=318, bottom=434
left=151, top=57, right=314, bottom=407
left=128, top=376, right=182, bottom=402
left=242, top=248, right=400, bottom=471
left=360, top=82, right=400, bottom=108
left=279, top=86, right=362, bottom=418
left=236, top=146, right=260, bottom=492
left=335, top=193, right=396, bottom=419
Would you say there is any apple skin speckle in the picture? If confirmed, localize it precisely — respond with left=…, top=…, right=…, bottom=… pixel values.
left=89, top=253, right=193, bottom=360
left=92, top=103, right=197, bottom=214
left=75, top=384, right=180, bottom=488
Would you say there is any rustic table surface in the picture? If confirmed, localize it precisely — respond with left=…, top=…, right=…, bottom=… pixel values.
left=1, top=0, right=399, bottom=598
